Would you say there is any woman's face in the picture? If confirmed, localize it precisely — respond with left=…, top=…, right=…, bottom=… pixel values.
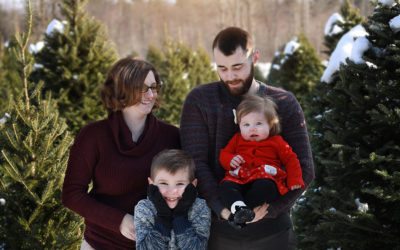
left=125, top=71, right=158, bottom=116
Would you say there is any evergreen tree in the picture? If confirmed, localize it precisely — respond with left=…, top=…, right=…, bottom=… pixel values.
left=30, top=0, right=117, bottom=134
left=294, top=1, right=400, bottom=249
left=0, top=39, right=25, bottom=114
left=0, top=2, right=82, bottom=249
left=146, top=45, right=164, bottom=68
left=294, top=3, right=363, bottom=241
left=292, top=2, right=364, bottom=221
left=266, top=34, right=323, bottom=109
left=324, top=0, right=364, bottom=56
left=0, top=38, right=5, bottom=114
left=147, top=40, right=217, bottom=125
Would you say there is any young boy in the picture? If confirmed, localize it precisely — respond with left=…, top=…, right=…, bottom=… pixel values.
left=219, top=95, right=305, bottom=229
left=134, top=149, right=211, bottom=250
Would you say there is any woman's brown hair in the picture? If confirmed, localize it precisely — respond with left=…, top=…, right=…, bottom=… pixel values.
left=101, top=57, right=161, bottom=113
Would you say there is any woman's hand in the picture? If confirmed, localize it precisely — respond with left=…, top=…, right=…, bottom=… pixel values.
left=120, top=214, right=136, bottom=241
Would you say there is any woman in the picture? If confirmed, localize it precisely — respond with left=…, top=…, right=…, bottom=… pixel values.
left=62, top=58, right=180, bottom=249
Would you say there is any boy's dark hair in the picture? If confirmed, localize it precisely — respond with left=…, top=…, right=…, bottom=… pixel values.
left=236, top=95, right=281, bottom=136
left=212, top=26, right=253, bottom=56
left=150, top=149, right=196, bottom=181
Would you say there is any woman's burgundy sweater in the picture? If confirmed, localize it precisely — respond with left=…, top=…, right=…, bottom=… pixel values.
left=62, top=111, right=180, bottom=249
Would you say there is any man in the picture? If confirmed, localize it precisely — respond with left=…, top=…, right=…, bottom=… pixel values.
left=180, top=26, right=314, bottom=250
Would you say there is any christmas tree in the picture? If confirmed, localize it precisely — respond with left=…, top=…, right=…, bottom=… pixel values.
left=293, top=4, right=365, bottom=245
left=0, top=39, right=25, bottom=114
left=147, top=40, right=217, bottom=125
left=0, top=2, right=82, bottom=248
left=323, top=0, right=364, bottom=56
left=267, top=34, right=323, bottom=109
left=0, top=38, right=5, bottom=114
left=294, top=1, right=400, bottom=249
left=30, top=0, right=117, bottom=134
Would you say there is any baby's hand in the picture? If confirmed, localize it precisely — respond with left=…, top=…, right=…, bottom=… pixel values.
left=290, top=185, right=302, bottom=190
left=230, top=155, right=245, bottom=169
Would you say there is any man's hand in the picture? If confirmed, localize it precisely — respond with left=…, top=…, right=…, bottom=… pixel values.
left=230, top=155, right=245, bottom=169
left=248, top=203, right=269, bottom=223
left=120, top=214, right=136, bottom=240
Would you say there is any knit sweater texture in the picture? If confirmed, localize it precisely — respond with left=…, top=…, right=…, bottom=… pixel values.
left=62, top=111, right=180, bottom=249
left=180, top=81, right=314, bottom=236
left=134, top=198, right=211, bottom=250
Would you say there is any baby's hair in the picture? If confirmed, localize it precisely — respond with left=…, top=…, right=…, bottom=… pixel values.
left=150, top=149, right=196, bottom=181
left=236, top=95, right=281, bottom=136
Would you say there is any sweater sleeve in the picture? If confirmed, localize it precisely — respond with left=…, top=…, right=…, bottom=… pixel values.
left=180, top=89, right=225, bottom=216
left=134, top=199, right=170, bottom=250
left=62, top=126, right=126, bottom=233
left=275, top=136, right=305, bottom=189
left=267, top=93, right=315, bottom=218
left=219, top=134, right=239, bottom=170
left=174, top=199, right=211, bottom=250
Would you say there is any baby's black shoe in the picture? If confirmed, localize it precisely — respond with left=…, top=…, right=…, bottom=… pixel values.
left=227, top=206, right=255, bottom=230
left=233, top=206, right=255, bottom=224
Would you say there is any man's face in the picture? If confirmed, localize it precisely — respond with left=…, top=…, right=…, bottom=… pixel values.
left=214, top=47, right=255, bottom=96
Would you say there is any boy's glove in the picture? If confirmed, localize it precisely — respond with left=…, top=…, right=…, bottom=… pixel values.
left=173, top=183, right=197, bottom=218
left=171, top=184, right=197, bottom=235
left=147, top=184, right=172, bottom=235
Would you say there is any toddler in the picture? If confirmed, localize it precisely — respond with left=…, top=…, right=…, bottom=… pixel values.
left=219, top=95, right=304, bottom=229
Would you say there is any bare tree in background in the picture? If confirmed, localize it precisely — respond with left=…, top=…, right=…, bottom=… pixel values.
left=0, top=0, right=375, bottom=61
left=302, top=0, right=310, bottom=36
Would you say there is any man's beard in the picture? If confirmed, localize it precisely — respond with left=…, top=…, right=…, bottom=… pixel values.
left=222, top=65, right=254, bottom=96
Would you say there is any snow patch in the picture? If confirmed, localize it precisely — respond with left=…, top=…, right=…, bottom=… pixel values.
left=0, top=113, right=10, bottom=124
left=284, top=38, right=300, bottom=56
left=272, top=64, right=281, bottom=70
left=29, top=41, right=45, bottom=54
left=355, top=198, right=369, bottom=213
left=33, top=63, right=44, bottom=69
left=350, top=37, right=371, bottom=64
left=321, top=25, right=368, bottom=83
left=378, top=0, right=396, bottom=7
left=324, top=13, right=344, bottom=36
left=389, top=15, right=400, bottom=33
left=46, top=19, right=67, bottom=35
